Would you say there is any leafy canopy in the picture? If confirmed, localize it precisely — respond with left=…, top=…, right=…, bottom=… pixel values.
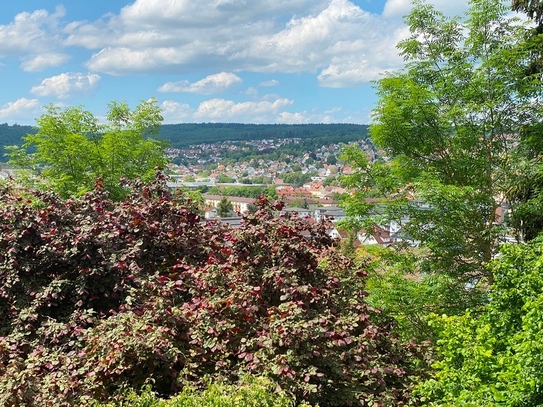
left=416, top=237, right=543, bottom=406
left=341, top=0, right=543, bottom=315
left=7, top=98, right=168, bottom=200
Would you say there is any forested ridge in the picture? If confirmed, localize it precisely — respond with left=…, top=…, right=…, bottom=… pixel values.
left=0, top=122, right=369, bottom=156
left=0, top=123, right=34, bottom=153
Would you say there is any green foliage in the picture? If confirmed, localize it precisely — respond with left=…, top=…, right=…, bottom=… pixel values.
left=0, top=123, right=36, bottom=155
left=217, top=174, right=235, bottom=183
left=0, top=124, right=369, bottom=168
left=361, top=246, right=483, bottom=341
left=0, top=176, right=427, bottom=406
left=341, top=0, right=543, bottom=319
left=207, top=185, right=277, bottom=199
left=326, top=155, right=337, bottom=165
left=94, top=376, right=302, bottom=407
left=416, top=237, right=543, bottom=406
left=7, top=99, right=168, bottom=200
left=282, top=171, right=312, bottom=187
left=216, top=196, right=234, bottom=217
left=287, top=198, right=309, bottom=209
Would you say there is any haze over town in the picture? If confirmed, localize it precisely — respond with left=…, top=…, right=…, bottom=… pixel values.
left=0, top=0, right=470, bottom=126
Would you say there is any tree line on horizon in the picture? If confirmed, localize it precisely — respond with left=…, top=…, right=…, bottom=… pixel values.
left=0, top=122, right=369, bottom=158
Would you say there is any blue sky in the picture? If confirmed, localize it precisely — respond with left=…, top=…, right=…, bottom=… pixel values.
left=0, top=0, right=469, bottom=125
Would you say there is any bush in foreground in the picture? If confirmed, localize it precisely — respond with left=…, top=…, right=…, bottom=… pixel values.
left=94, top=376, right=303, bottom=407
left=415, top=237, right=543, bottom=406
left=0, top=174, right=429, bottom=406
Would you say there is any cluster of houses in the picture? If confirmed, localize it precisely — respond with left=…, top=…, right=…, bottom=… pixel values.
left=165, top=138, right=372, bottom=186
left=201, top=193, right=406, bottom=247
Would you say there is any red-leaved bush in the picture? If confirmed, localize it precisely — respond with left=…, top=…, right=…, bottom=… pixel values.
left=0, top=173, right=428, bottom=406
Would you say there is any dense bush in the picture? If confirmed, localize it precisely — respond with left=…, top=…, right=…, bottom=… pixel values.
left=94, top=376, right=303, bottom=407
left=415, top=237, right=543, bottom=406
left=0, top=174, right=428, bottom=406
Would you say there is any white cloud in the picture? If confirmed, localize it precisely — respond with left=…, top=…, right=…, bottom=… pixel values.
left=30, top=72, right=101, bottom=99
left=158, top=72, right=242, bottom=94
left=159, top=96, right=296, bottom=123
left=258, top=79, right=279, bottom=87
left=276, top=112, right=310, bottom=124
left=240, top=0, right=407, bottom=85
left=0, top=98, right=41, bottom=123
left=318, top=61, right=385, bottom=87
left=160, top=100, right=194, bottom=124
left=64, top=0, right=407, bottom=86
left=195, top=97, right=293, bottom=122
left=244, top=87, right=258, bottom=95
left=1, top=0, right=472, bottom=89
left=160, top=95, right=364, bottom=124
left=276, top=109, right=350, bottom=124
left=116, top=0, right=328, bottom=29
left=0, top=6, right=66, bottom=70
left=21, top=53, right=70, bottom=72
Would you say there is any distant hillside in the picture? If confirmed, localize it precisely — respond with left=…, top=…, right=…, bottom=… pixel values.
left=160, top=123, right=369, bottom=148
left=0, top=123, right=36, bottom=157
left=0, top=122, right=369, bottom=156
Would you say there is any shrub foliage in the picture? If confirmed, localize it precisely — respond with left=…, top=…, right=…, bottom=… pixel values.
left=0, top=174, right=427, bottom=406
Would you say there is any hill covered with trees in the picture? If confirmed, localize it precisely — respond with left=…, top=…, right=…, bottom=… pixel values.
left=160, top=123, right=368, bottom=148
left=0, top=123, right=35, bottom=154
left=0, top=122, right=368, bottom=157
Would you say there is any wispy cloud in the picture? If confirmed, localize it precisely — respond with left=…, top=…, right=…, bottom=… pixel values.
left=258, top=79, right=279, bottom=87
left=0, top=98, right=41, bottom=123
left=158, top=72, right=242, bottom=94
left=21, top=53, right=70, bottom=72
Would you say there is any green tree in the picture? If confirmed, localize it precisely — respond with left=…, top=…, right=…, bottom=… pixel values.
left=509, top=0, right=543, bottom=234
left=416, top=237, right=543, bottom=406
left=283, top=171, right=311, bottom=187
left=341, top=0, right=543, bottom=314
left=207, top=186, right=221, bottom=195
left=7, top=99, right=168, bottom=200
left=217, top=174, right=235, bottom=183
left=216, top=196, right=234, bottom=217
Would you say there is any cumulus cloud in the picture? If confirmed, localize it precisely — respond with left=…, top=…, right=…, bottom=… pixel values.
left=160, top=100, right=194, bottom=124
left=0, top=6, right=66, bottom=69
left=276, top=112, right=310, bottom=124
left=1, top=0, right=471, bottom=89
left=159, top=95, right=365, bottom=124
left=158, top=72, right=242, bottom=94
left=0, top=98, right=41, bottom=123
left=160, top=96, right=296, bottom=123
left=30, top=72, right=101, bottom=99
left=195, top=97, right=293, bottom=122
left=318, top=60, right=386, bottom=87
left=21, top=53, right=70, bottom=72
left=116, top=0, right=328, bottom=29
left=244, top=87, right=258, bottom=95
left=276, top=109, right=349, bottom=124
left=63, top=0, right=407, bottom=86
